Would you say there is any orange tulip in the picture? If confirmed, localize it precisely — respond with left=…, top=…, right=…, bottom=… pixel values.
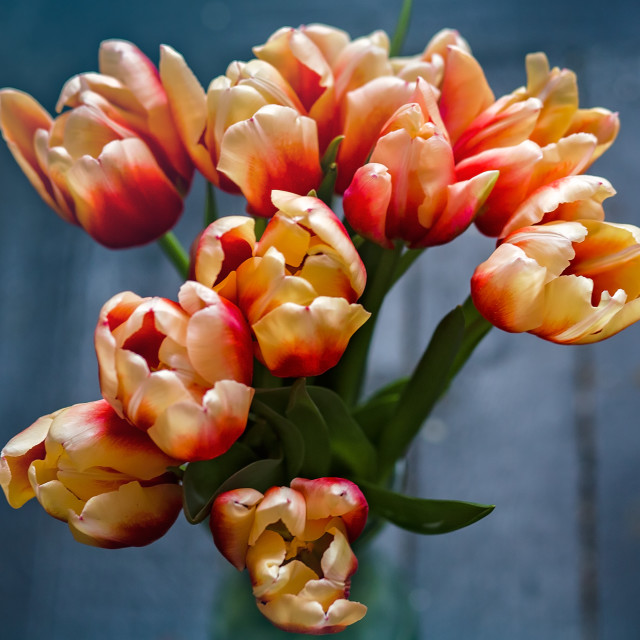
left=451, top=52, right=618, bottom=164
left=95, top=281, right=254, bottom=461
left=211, top=477, right=368, bottom=634
left=343, top=80, right=498, bottom=248
left=0, top=40, right=192, bottom=247
left=0, top=400, right=182, bottom=548
left=160, top=46, right=322, bottom=216
left=471, top=218, right=640, bottom=343
left=457, top=134, right=612, bottom=237
left=390, top=28, right=471, bottom=86
left=191, top=191, right=370, bottom=377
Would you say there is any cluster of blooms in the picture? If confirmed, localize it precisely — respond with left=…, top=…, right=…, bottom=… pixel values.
left=0, top=21, right=637, bottom=634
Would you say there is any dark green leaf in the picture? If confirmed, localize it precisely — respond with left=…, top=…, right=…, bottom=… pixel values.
left=215, top=457, right=286, bottom=497
left=182, top=442, right=257, bottom=524
left=285, top=379, right=332, bottom=477
left=307, top=386, right=377, bottom=480
left=251, top=397, right=305, bottom=480
left=447, top=295, right=493, bottom=383
left=358, top=480, right=495, bottom=535
left=378, top=306, right=465, bottom=474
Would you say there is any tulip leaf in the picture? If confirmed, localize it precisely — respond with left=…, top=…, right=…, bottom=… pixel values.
left=353, top=377, right=408, bottom=443
left=285, top=379, right=332, bottom=478
left=182, top=442, right=258, bottom=524
left=306, top=386, right=378, bottom=480
left=358, top=480, right=495, bottom=535
left=215, top=457, right=286, bottom=498
left=320, top=135, right=344, bottom=173
left=378, top=306, right=465, bottom=475
left=251, top=397, right=305, bottom=480
left=317, top=162, right=338, bottom=207
left=447, top=295, right=493, bottom=384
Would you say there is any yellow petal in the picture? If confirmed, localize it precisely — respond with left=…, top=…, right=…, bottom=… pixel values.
left=1, top=413, right=53, bottom=508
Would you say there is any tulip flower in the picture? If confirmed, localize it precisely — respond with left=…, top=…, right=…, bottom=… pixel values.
left=0, top=400, right=182, bottom=548
left=0, top=40, right=192, bottom=248
left=342, top=80, right=498, bottom=248
left=390, top=28, right=471, bottom=86
left=211, top=477, right=368, bottom=634
left=457, top=134, right=609, bottom=237
left=95, top=281, right=254, bottom=461
left=160, top=46, right=323, bottom=215
left=191, top=190, right=370, bottom=377
left=450, top=52, right=619, bottom=164
left=471, top=218, right=640, bottom=343
left=252, top=24, right=394, bottom=146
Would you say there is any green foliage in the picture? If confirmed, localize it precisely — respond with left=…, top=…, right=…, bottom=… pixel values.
left=359, top=480, right=495, bottom=535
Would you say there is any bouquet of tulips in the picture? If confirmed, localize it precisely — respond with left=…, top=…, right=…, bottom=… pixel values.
left=1, top=1, right=633, bottom=634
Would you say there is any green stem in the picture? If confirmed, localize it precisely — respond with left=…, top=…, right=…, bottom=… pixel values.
left=204, top=181, right=218, bottom=227
left=322, top=241, right=403, bottom=406
left=390, top=0, right=413, bottom=57
left=157, top=232, right=189, bottom=280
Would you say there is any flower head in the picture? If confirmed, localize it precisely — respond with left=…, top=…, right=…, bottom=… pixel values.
left=471, top=218, right=640, bottom=343
left=95, top=281, right=254, bottom=461
left=211, top=477, right=368, bottom=634
left=0, top=400, right=182, bottom=548
left=192, top=191, right=370, bottom=377
left=0, top=40, right=192, bottom=247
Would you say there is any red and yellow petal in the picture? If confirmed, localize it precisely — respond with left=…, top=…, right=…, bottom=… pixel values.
left=211, top=487, right=264, bottom=570
left=146, top=380, right=253, bottom=461
left=217, top=105, right=322, bottom=217
left=67, top=480, right=182, bottom=549
left=253, top=298, right=370, bottom=378
left=1, top=413, right=53, bottom=508
left=65, top=137, right=184, bottom=247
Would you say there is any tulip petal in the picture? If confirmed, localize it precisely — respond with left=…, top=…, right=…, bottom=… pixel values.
left=565, top=107, right=620, bottom=165
left=0, top=89, right=60, bottom=213
left=417, top=170, right=498, bottom=247
left=253, top=27, right=334, bottom=111
left=65, top=137, right=183, bottom=247
left=186, top=295, right=253, bottom=386
left=211, top=488, right=263, bottom=570
left=217, top=105, right=322, bottom=217
left=438, top=46, right=494, bottom=144
left=249, top=486, right=307, bottom=544
left=159, top=45, right=217, bottom=182
left=47, top=400, right=179, bottom=478
left=0, top=414, right=53, bottom=508
left=500, top=174, right=615, bottom=238
left=192, top=216, right=256, bottom=288
left=147, top=380, right=253, bottom=461
left=343, top=162, right=393, bottom=248
left=291, top=478, right=368, bottom=541
left=270, top=190, right=367, bottom=297
left=336, top=77, right=417, bottom=192
left=67, top=481, right=182, bottom=549
left=253, top=297, right=370, bottom=377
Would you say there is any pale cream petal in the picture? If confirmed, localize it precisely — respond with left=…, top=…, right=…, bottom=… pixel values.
left=1, top=414, right=53, bottom=508
left=250, top=486, right=306, bottom=544
left=211, top=488, right=263, bottom=570
left=67, top=481, right=182, bottom=548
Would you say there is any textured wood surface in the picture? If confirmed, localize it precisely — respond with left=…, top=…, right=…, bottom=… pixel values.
left=1, top=1, right=639, bottom=638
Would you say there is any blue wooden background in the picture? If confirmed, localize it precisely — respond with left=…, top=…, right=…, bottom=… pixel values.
left=1, top=1, right=639, bottom=638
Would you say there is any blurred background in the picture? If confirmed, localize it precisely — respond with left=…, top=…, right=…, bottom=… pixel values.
left=1, top=1, right=639, bottom=638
